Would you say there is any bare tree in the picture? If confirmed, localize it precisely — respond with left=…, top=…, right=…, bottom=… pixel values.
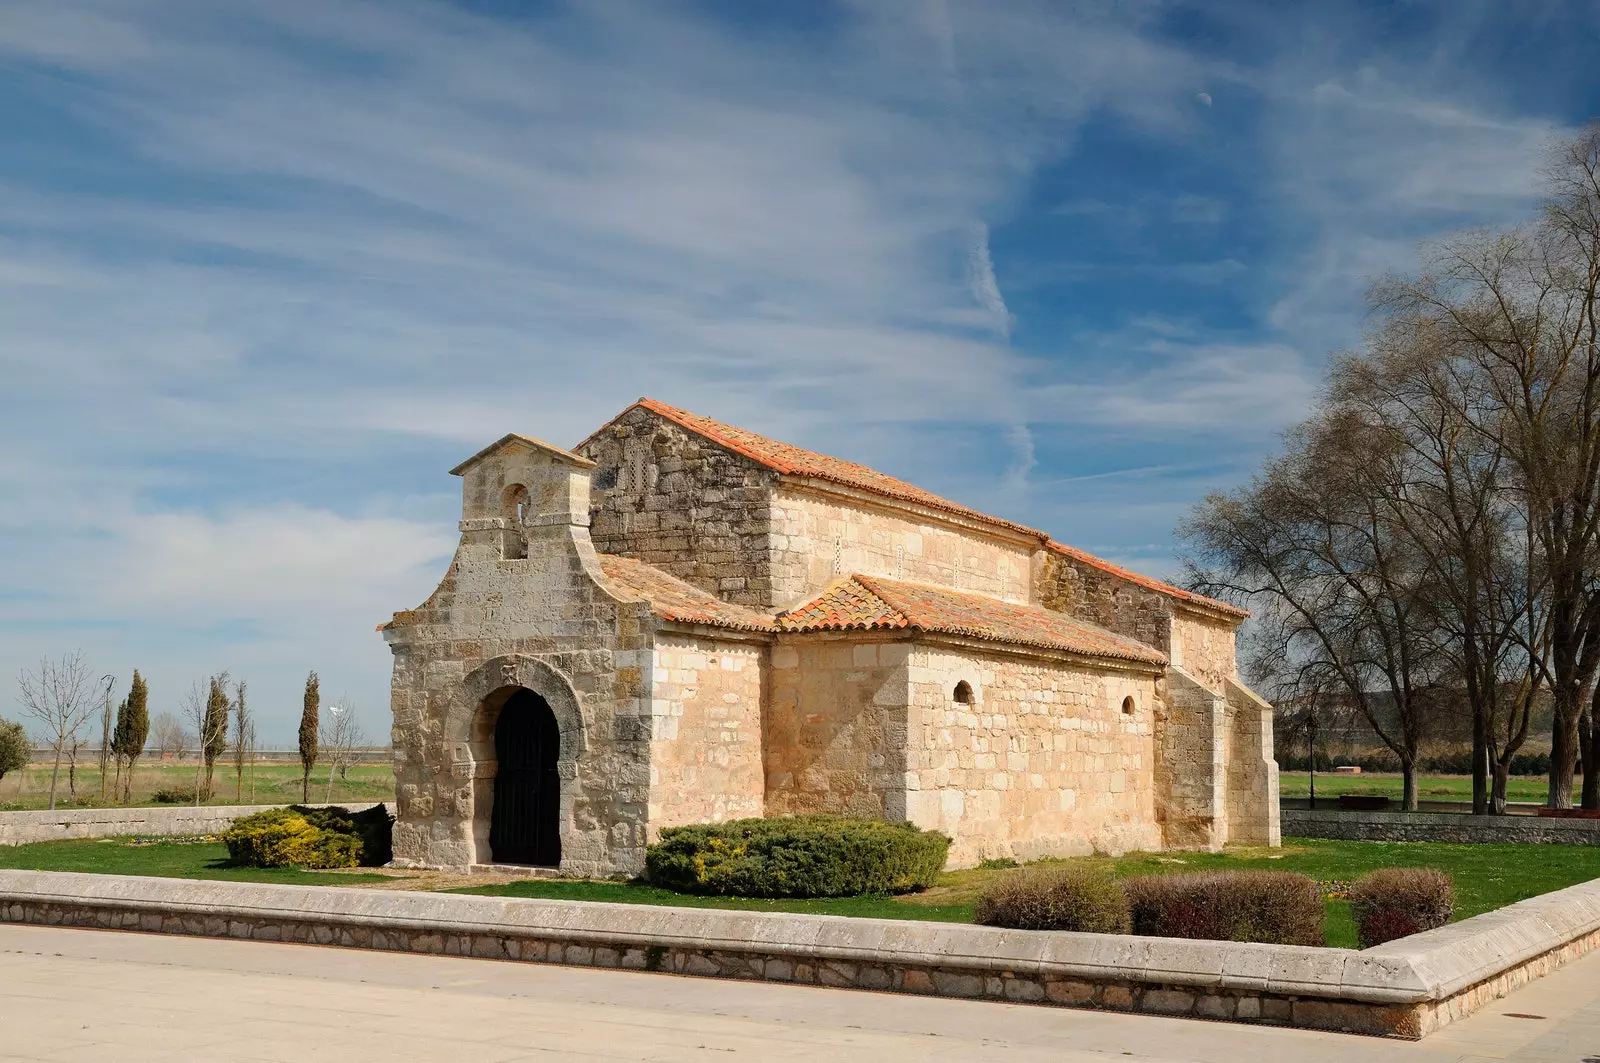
left=1181, top=410, right=1448, bottom=810
left=231, top=679, right=250, bottom=803
left=182, top=675, right=231, bottom=807
left=1331, top=319, right=1547, bottom=812
left=1382, top=125, right=1600, bottom=807
left=16, top=653, right=99, bottom=811
left=321, top=701, right=366, bottom=803
left=96, top=674, right=115, bottom=803
left=150, top=711, right=190, bottom=759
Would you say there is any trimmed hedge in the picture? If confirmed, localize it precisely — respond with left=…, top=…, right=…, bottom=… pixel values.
left=974, top=864, right=1130, bottom=933
left=645, top=815, right=950, bottom=898
left=1125, top=870, right=1325, bottom=946
left=1349, top=867, right=1454, bottom=948
left=222, top=803, right=393, bottom=870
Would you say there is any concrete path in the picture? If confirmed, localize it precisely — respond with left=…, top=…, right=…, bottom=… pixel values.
left=3, top=923, right=1599, bottom=1062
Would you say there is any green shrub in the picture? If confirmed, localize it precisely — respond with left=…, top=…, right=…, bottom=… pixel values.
left=222, top=808, right=360, bottom=869
left=1126, top=870, right=1325, bottom=946
left=0, top=718, right=28, bottom=782
left=1349, top=868, right=1454, bottom=948
left=291, top=803, right=395, bottom=867
left=974, top=864, right=1130, bottom=933
left=150, top=785, right=199, bottom=804
left=645, top=815, right=950, bottom=898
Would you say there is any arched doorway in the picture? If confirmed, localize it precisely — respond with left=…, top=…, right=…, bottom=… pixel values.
left=489, top=689, right=562, bottom=866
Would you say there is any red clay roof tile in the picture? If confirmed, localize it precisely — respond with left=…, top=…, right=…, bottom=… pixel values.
left=780, top=574, right=1167, bottom=665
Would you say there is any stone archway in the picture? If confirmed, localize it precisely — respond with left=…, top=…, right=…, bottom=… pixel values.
left=455, top=655, right=587, bottom=866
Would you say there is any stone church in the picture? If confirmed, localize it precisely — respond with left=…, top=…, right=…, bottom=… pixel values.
left=382, top=399, right=1279, bottom=874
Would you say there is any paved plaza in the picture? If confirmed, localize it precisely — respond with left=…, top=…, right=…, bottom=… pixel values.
left=3, top=922, right=1600, bottom=1062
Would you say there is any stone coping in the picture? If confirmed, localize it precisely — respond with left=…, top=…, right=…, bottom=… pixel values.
left=4, top=869, right=1600, bottom=1038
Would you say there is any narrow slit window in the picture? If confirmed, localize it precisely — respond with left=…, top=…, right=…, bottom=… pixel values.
left=1122, top=695, right=1136, bottom=715
left=953, top=681, right=974, bottom=705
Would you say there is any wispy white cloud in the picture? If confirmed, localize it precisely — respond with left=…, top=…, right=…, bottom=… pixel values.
left=0, top=0, right=1578, bottom=736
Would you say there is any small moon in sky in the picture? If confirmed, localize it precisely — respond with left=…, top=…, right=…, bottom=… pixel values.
left=1196, top=92, right=1213, bottom=106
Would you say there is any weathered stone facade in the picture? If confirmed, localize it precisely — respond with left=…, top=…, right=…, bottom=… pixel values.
left=384, top=399, right=1278, bottom=874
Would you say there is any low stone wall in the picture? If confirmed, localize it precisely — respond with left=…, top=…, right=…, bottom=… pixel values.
left=0, top=804, right=380, bottom=847
left=1283, top=808, right=1600, bottom=845
left=5, top=870, right=1600, bottom=1040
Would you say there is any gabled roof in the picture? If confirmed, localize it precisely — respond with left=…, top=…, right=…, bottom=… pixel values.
left=1046, top=540, right=1249, bottom=619
left=581, top=398, right=1045, bottom=538
left=450, top=433, right=596, bottom=476
left=596, top=554, right=776, bottom=633
left=779, top=574, right=1168, bottom=666
left=576, top=398, right=1246, bottom=623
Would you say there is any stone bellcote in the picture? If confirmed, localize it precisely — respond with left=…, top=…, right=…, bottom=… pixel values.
left=451, top=433, right=598, bottom=558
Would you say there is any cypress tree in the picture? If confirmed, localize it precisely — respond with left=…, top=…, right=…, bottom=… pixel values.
left=111, top=671, right=149, bottom=805
left=299, top=671, right=319, bottom=803
left=202, top=675, right=230, bottom=799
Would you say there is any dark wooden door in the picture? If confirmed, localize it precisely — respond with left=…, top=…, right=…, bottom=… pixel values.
left=489, top=690, right=562, bottom=866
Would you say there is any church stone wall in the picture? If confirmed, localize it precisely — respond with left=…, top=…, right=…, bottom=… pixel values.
left=770, top=486, right=1035, bottom=607
left=904, top=646, right=1163, bottom=867
left=764, top=639, right=910, bottom=819
left=580, top=407, right=781, bottom=608
left=1224, top=678, right=1281, bottom=846
left=1034, top=551, right=1172, bottom=653
left=647, top=634, right=767, bottom=831
left=386, top=444, right=654, bottom=877
left=1170, top=612, right=1238, bottom=695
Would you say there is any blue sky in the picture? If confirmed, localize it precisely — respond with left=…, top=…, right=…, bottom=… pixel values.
left=3, top=0, right=1597, bottom=743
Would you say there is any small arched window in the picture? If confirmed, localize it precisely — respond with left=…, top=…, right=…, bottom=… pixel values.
left=501, top=483, right=530, bottom=560
left=1121, top=695, right=1136, bottom=715
left=953, top=681, right=974, bottom=705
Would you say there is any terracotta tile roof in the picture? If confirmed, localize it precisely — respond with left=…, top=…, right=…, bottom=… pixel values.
left=596, top=554, right=776, bottom=632
left=775, top=578, right=909, bottom=633
left=1046, top=541, right=1249, bottom=619
left=587, top=398, right=1046, bottom=538
left=780, top=575, right=1167, bottom=665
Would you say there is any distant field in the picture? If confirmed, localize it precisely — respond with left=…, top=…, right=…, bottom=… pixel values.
left=0, top=759, right=395, bottom=811
left=1277, top=771, right=1550, bottom=803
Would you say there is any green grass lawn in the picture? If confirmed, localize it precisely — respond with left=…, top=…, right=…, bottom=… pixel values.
left=0, top=837, right=392, bottom=886
left=1277, top=771, right=1550, bottom=803
left=0, top=760, right=396, bottom=812
left=444, top=837, right=1600, bottom=948
left=5, top=835, right=1596, bottom=949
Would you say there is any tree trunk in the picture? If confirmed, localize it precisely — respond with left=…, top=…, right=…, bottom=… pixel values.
left=1472, top=708, right=1489, bottom=815
left=112, top=757, right=123, bottom=807
left=1583, top=706, right=1600, bottom=809
left=47, top=744, right=63, bottom=811
left=1401, top=760, right=1419, bottom=811
left=1491, top=760, right=1511, bottom=815
left=301, top=767, right=310, bottom=804
left=1551, top=709, right=1580, bottom=808
left=123, top=756, right=135, bottom=805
